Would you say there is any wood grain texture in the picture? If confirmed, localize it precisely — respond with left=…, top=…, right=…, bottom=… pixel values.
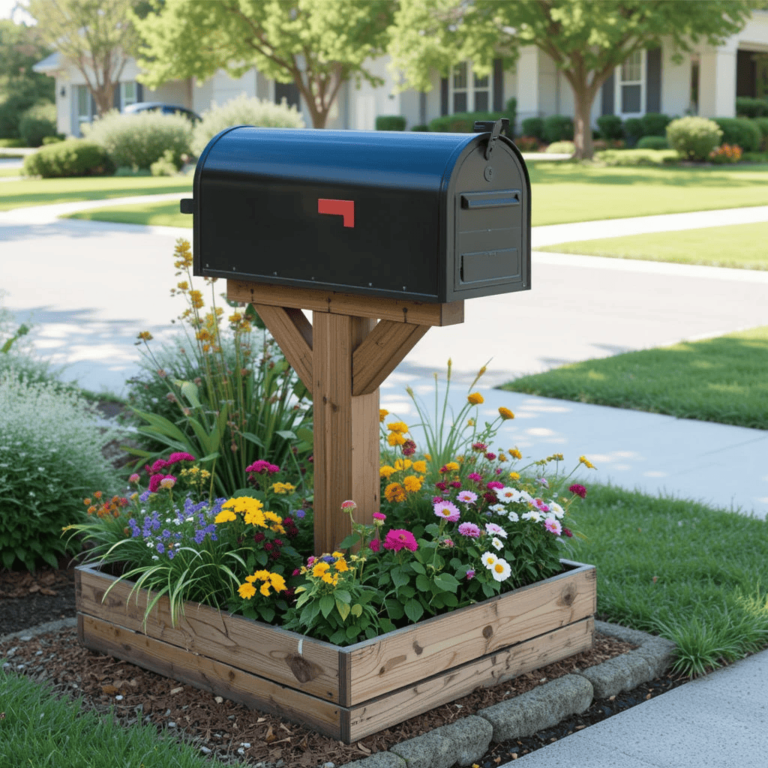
left=346, top=617, right=595, bottom=741
left=79, top=613, right=343, bottom=739
left=352, top=320, right=430, bottom=396
left=227, top=280, right=464, bottom=327
left=250, top=304, right=313, bottom=390
left=344, top=564, right=596, bottom=705
left=75, top=566, right=341, bottom=702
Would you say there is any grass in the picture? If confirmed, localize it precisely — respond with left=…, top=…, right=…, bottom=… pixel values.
left=539, top=221, right=768, bottom=270
left=501, top=326, right=768, bottom=430
left=61, top=162, right=768, bottom=229
left=0, top=668, right=244, bottom=768
left=0, top=167, right=22, bottom=178
left=0, top=174, right=191, bottom=211
left=575, top=484, right=768, bottom=677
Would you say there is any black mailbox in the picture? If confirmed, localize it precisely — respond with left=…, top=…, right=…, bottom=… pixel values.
left=184, top=121, right=531, bottom=303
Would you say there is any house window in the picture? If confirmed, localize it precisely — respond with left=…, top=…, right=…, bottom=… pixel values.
left=121, top=81, right=138, bottom=108
left=76, top=85, right=92, bottom=127
left=615, top=49, right=645, bottom=117
left=450, top=62, right=492, bottom=113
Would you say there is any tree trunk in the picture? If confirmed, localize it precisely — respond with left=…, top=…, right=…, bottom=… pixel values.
left=92, top=83, right=116, bottom=117
left=572, top=84, right=596, bottom=160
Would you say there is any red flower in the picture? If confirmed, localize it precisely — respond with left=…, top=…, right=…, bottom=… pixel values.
left=569, top=484, right=587, bottom=499
left=563, top=528, right=573, bottom=538
left=435, top=482, right=447, bottom=491
left=484, top=492, right=498, bottom=504
left=402, top=440, right=417, bottom=457
left=450, top=481, right=461, bottom=489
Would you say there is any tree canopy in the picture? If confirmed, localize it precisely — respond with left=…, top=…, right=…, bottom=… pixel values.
left=389, top=0, right=753, bottom=158
left=134, top=0, right=395, bottom=128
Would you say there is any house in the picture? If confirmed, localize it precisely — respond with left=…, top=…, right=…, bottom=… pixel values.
left=34, top=10, right=768, bottom=137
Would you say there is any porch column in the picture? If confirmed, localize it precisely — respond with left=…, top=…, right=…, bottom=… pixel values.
left=699, top=44, right=737, bottom=118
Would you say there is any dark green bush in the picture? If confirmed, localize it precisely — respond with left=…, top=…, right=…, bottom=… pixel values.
left=623, top=117, right=644, bottom=147
left=428, top=111, right=504, bottom=133
left=753, top=117, right=768, bottom=150
left=637, top=135, right=669, bottom=150
left=520, top=117, right=545, bottom=141
left=736, top=97, right=768, bottom=118
left=0, top=92, right=36, bottom=139
left=543, top=115, right=573, bottom=143
left=23, top=139, right=115, bottom=178
left=18, top=103, right=57, bottom=147
left=640, top=112, right=671, bottom=137
left=411, top=124, right=429, bottom=132
left=375, top=115, right=406, bottom=131
left=505, top=97, right=517, bottom=136
left=597, top=115, right=624, bottom=140
left=41, top=134, right=64, bottom=145
left=713, top=117, right=762, bottom=152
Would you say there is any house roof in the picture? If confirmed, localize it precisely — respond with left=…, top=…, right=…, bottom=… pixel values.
left=33, top=52, right=62, bottom=74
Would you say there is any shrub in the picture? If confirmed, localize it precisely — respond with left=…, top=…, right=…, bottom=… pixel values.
left=640, top=112, right=671, bottom=137
left=0, top=91, right=39, bottom=139
left=596, top=148, right=680, bottom=167
left=23, top=139, right=115, bottom=178
left=411, top=124, right=429, bottom=132
left=192, top=94, right=305, bottom=155
left=84, top=109, right=192, bottom=170
left=18, top=102, right=57, bottom=147
left=709, top=143, right=743, bottom=164
left=543, top=115, right=573, bottom=143
left=375, top=115, right=406, bottom=131
left=753, top=117, right=768, bottom=149
left=545, top=140, right=575, bottom=154
left=596, top=115, right=624, bottom=141
left=666, top=116, right=722, bottom=161
left=514, top=136, right=541, bottom=152
left=428, top=111, right=504, bottom=133
left=520, top=117, right=545, bottom=141
left=505, top=97, right=517, bottom=136
left=736, top=96, right=768, bottom=118
left=41, top=134, right=64, bottom=145
left=712, top=117, right=762, bottom=153
left=150, top=149, right=179, bottom=177
left=637, top=135, right=669, bottom=150
left=0, top=371, right=121, bottom=570
left=623, top=117, right=644, bottom=147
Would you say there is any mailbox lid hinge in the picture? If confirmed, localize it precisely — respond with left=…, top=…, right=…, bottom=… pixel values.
left=473, top=118, right=510, bottom=161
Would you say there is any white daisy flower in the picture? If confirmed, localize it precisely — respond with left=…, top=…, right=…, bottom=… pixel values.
left=519, top=490, right=533, bottom=503
left=490, top=557, right=512, bottom=582
left=491, top=537, right=504, bottom=551
left=523, top=510, right=542, bottom=523
left=549, top=502, right=565, bottom=519
left=490, top=503, right=507, bottom=515
left=481, top=551, right=498, bottom=569
left=485, top=522, right=508, bottom=539
left=507, top=511, right=520, bottom=523
left=497, top=486, right=522, bottom=503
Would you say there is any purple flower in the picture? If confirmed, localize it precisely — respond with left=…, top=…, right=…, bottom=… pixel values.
left=433, top=500, right=460, bottom=523
left=457, top=490, right=478, bottom=505
left=156, top=543, right=165, bottom=554
left=466, top=570, right=476, bottom=580
left=458, top=522, right=481, bottom=538
left=537, top=477, right=550, bottom=489
left=168, top=550, right=175, bottom=560
left=295, top=509, right=306, bottom=519
left=139, top=490, right=151, bottom=503
left=322, top=555, right=336, bottom=564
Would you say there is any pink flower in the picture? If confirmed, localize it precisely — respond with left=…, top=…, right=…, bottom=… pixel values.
left=487, top=481, right=504, bottom=490
left=450, top=481, right=461, bottom=489
left=292, top=569, right=301, bottom=576
left=533, top=498, right=550, bottom=513
left=383, top=529, right=418, bottom=552
left=433, top=500, right=460, bottom=523
left=246, top=460, right=280, bottom=475
left=442, top=538, right=455, bottom=548
left=466, top=569, right=476, bottom=580
left=458, top=522, right=481, bottom=538
left=485, top=452, right=496, bottom=461
left=468, top=473, right=483, bottom=483
left=485, top=522, right=507, bottom=538
left=457, top=490, right=478, bottom=504
left=569, top=484, right=587, bottom=499
left=369, top=538, right=381, bottom=552
left=159, top=476, right=176, bottom=490
left=341, top=500, right=357, bottom=512
left=432, top=495, right=445, bottom=504
left=536, top=477, right=549, bottom=489
left=544, top=518, right=562, bottom=536
left=472, top=442, right=487, bottom=452
left=168, top=452, right=195, bottom=465
left=373, top=512, right=386, bottom=521
left=147, top=459, right=168, bottom=475
left=128, top=473, right=140, bottom=484
left=148, top=474, right=176, bottom=493
left=307, top=556, right=316, bottom=566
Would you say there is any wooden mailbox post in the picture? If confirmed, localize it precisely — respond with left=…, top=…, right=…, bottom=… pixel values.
left=228, top=279, right=465, bottom=555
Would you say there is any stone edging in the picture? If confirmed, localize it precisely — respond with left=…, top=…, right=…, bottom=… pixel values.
left=339, top=621, right=676, bottom=768
left=1, top=619, right=676, bottom=768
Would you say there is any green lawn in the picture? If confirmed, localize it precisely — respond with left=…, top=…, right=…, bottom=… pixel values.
left=0, top=174, right=191, bottom=211
left=539, top=221, right=768, bottom=270
left=62, top=163, right=768, bottom=229
left=576, top=484, right=768, bottom=677
left=501, top=326, right=768, bottom=430
left=0, top=167, right=21, bottom=177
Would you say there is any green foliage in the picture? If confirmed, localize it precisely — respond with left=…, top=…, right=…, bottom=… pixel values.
left=622, top=117, right=644, bottom=146
left=735, top=96, right=768, bottom=118
left=521, top=116, right=545, bottom=141
left=640, top=112, right=672, bottom=137
left=636, top=135, right=669, bottom=150
left=191, top=94, right=305, bottom=155
left=84, top=110, right=192, bottom=170
left=410, top=123, right=429, bottom=131
left=666, top=116, right=723, bottom=161
left=0, top=372, right=122, bottom=570
left=150, top=148, right=179, bottom=177
left=42, top=134, right=65, bottom=145
left=22, top=139, right=115, bottom=178
left=505, top=96, right=517, bottom=135
left=428, top=110, right=504, bottom=133
left=753, top=117, right=768, bottom=142
left=596, top=114, right=624, bottom=140
left=712, top=117, right=762, bottom=153
left=18, top=102, right=57, bottom=147
left=375, top=114, right=406, bottom=131
left=594, top=148, right=679, bottom=166
left=545, top=140, right=575, bottom=155
left=514, top=135, right=542, bottom=152
left=543, top=114, right=573, bottom=143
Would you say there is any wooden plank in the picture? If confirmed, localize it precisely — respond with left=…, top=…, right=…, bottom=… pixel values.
left=228, top=280, right=464, bottom=327
left=75, top=566, right=342, bottom=703
left=346, top=617, right=594, bottom=742
left=352, top=320, right=430, bottom=396
left=344, top=564, right=596, bottom=705
left=251, top=303, right=313, bottom=390
left=79, top=613, right=343, bottom=740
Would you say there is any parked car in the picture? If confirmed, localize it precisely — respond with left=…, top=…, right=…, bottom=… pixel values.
left=123, top=102, right=201, bottom=122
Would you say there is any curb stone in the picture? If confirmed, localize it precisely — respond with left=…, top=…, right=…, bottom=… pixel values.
left=340, top=621, right=676, bottom=768
left=0, top=617, right=77, bottom=646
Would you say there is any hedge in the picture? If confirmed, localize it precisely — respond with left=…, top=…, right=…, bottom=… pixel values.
left=23, top=139, right=115, bottom=178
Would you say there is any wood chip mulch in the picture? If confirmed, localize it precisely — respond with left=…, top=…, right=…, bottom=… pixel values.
left=0, top=627, right=635, bottom=768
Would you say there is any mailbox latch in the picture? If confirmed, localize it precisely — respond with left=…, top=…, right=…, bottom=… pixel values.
left=474, top=118, right=510, bottom=161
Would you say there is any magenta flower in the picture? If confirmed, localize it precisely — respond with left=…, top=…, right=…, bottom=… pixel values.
left=369, top=538, right=381, bottom=553
left=458, top=522, right=481, bottom=538
left=383, top=529, right=418, bottom=552
left=544, top=518, right=562, bottom=536
left=569, top=484, right=587, bottom=499
left=449, top=481, right=461, bottom=489
left=433, top=500, right=460, bottom=523
left=457, top=490, right=478, bottom=505
left=485, top=452, right=496, bottom=461
left=149, top=474, right=176, bottom=493
left=468, top=473, right=483, bottom=484
left=402, top=439, right=417, bottom=457
left=533, top=498, right=550, bottom=513
left=435, top=481, right=447, bottom=491
left=466, top=569, right=476, bottom=580
left=128, top=473, right=140, bottom=484
left=472, top=442, right=487, bottom=452
left=563, top=527, right=574, bottom=538
left=246, top=460, right=280, bottom=475
left=487, top=481, right=504, bottom=490
left=340, top=500, right=357, bottom=512
left=147, top=459, right=168, bottom=475
left=168, top=452, right=195, bottom=465
left=373, top=512, right=386, bottom=521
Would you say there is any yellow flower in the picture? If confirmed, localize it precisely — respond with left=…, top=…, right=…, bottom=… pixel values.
left=270, top=523, right=286, bottom=535
left=312, top=562, right=330, bottom=578
left=387, top=432, right=406, bottom=446
left=509, top=448, right=522, bottom=460
left=424, top=453, right=432, bottom=461
left=403, top=475, right=423, bottom=493
left=334, top=558, right=349, bottom=573
left=214, top=509, right=237, bottom=523
left=238, top=582, right=256, bottom=600
left=379, top=409, right=389, bottom=423
left=269, top=573, right=287, bottom=592
left=445, top=461, right=460, bottom=472
left=393, top=459, right=412, bottom=471
left=467, top=418, right=475, bottom=427
left=580, top=455, right=596, bottom=469
left=173, top=238, right=193, bottom=269
left=229, top=311, right=243, bottom=324
left=272, top=482, right=296, bottom=494
left=498, top=453, right=508, bottom=462
left=225, top=497, right=263, bottom=515
left=253, top=570, right=271, bottom=581
left=412, top=460, right=427, bottom=474
left=259, top=582, right=272, bottom=597
left=380, top=465, right=395, bottom=479
left=385, top=482, right=407, bottom=502
left=467, top=392, right=484, bottom=405
left=509, top=471, right=520, bottom=481
left=176, top=281, right=189, bottom=292
left=137, top=331, right=153, bottom=341
left=189, top=289, right=204, bottom=309
left=244, top=508, right=266, bottom=527
left=498, top=406, right=515, bottom=420
left=321, top=572, right=339, bottom=586
left=387, top=421, right=409, bottom=434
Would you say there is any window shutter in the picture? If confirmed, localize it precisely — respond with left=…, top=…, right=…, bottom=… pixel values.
left=493, top=58, right=503, bottom=111
left=137, top=83, right=144, bottom=102
left=601, top=72, right=614, bottom=115
left=440, top=77, right=448, bottom=116
left=113, top=85, right=120, bottom=110
left=646, top=47, right=662, bottom=113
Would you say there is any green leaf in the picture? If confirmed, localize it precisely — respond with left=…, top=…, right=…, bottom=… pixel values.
left=260, top=606, right=275, bottom=623
left=131, top=408, right=189, bottom=445
left=404, top=599, right=424, bottom=623
left=350, top=603, right=363, bottom=617
left=433, top=573, right=460, bottom=593
left=174, top=379, right=202, bottom=409
left=410, top=561, right=426, bottom=575
left=346, top=624, right=362, bottom=641
left=385, top=598, right=404, bottom=620
left=275, top=429, right=297, bottom=440
left=334, top=589, right=352, bottom=604
left=319, top=594, right=335, bottom=618
left=336, top=600, right=351, bottom=621
left=415, top=574, right=431, bottom=592
left=242, top=432, right=265, bottom=448
left=337, top=533, right=361, bottom=550
left=391, top=567, right=409, bottom=588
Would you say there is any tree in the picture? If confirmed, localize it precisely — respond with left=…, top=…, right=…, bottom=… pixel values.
left=389, top=0, right=753, bottom=159
left=28, top=0, right=140, bottom=117
left=133, top=0, right=395, bottom=129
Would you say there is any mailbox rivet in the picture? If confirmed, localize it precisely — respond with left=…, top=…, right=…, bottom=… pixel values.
left=484, top=165, right=494, bottom=181
left=369, top=282, right=373, bottom=287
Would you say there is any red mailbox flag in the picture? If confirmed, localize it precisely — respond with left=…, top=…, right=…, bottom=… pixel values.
left=318, top=198, right=355, bottom=228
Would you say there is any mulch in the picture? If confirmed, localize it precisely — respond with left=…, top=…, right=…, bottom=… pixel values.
left=0, top=567, right=688, bottom=767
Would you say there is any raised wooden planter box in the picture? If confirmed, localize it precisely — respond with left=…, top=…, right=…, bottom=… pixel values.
left=76, top=560, right=596, bottom=742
